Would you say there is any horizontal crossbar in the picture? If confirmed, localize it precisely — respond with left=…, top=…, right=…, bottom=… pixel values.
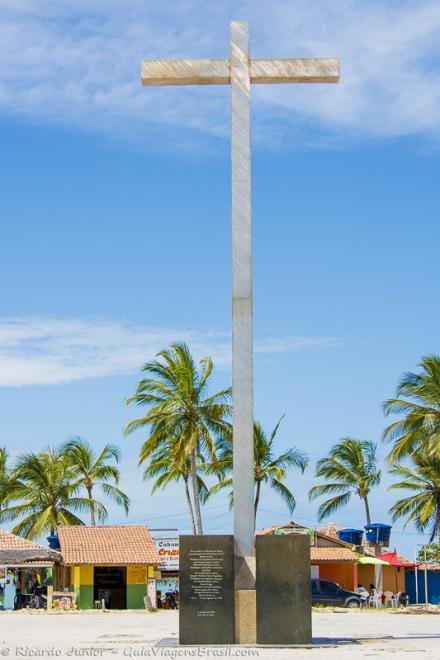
left=141, top=58, right=339, bottom=86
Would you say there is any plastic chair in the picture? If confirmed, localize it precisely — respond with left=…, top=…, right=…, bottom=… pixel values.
left=369, top=590, right=382, bottom=608
left=384, top=591, right=394, bottom=607
left=393, top=591, right=401, bottom=608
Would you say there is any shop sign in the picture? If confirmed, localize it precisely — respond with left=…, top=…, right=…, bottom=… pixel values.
left=154, top=538, right=179, bottom=570
left=127, top=566, right=148, bottom=585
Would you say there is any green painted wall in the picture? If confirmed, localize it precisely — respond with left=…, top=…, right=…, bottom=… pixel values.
left=79, top=585, right=94, bottom=610
left=74, top=565, right=150, bottom=609
left=127, top=584, right=147, bottom=609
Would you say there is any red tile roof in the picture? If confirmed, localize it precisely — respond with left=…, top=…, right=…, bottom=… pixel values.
left=256, top=521, right=354, bottom=548
left=57, top=525, right=161, bottom=566
left=317, top=523, right=343, bottom=538
left=0, top=530, right=50, bottom=551
left=311, top=547, right=360, bottom=562
left=418, top=563, right=440, bottom=571
left=256, top=521, right=310, bottom=536
left=0, top=530, right=60, bottom=565
left=317, top=523, right=371, bottom=547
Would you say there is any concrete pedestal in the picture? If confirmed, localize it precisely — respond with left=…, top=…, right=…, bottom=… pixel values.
left=235, top=590, right=256, bottom=644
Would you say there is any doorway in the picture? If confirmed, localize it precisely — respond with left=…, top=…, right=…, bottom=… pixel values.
left=94, top=567, right=127, bottom=609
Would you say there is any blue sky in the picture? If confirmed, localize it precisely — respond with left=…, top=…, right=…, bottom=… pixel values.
left=1, top=0, right=440, bottom=557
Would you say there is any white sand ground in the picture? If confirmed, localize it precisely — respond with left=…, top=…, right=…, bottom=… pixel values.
left=0, top=610, right=439, bottom=659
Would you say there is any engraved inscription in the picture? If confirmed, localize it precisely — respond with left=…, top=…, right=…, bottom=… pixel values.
left=189, top=549, right=224, bottom=603
left=179, top=535, right=234, bottom=644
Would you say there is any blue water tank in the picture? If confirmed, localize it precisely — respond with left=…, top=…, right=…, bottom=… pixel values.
left=47, top=534, right=60, bottom=550
left=364, top=523, right=392, bottom=545
left=337, top=528, right=364, bottom=545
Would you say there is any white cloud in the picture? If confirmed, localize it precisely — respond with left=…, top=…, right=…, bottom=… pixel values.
left=0, top=317, right=340, bottom=386
left=0, top=1, right=440, bottom=148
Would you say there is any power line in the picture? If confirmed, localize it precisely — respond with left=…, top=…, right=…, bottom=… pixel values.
left=180, top=509, right=232, bottom=533
left=110, top=503, right=228, bottom=526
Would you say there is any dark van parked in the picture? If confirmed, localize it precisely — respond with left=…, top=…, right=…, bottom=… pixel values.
left=311, top=579, right=361, bottom=608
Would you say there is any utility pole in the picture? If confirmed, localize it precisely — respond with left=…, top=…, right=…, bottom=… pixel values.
left=424, top=544, right=429, bottom=606
left=417, top=543, right=429, bottom=605
left=414, top=551, right=419, bottom=605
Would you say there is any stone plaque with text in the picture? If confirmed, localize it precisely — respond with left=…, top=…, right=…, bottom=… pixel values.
left=179, top=535, right=234, bottom=645
left=256, top=534, right=312, bottom=645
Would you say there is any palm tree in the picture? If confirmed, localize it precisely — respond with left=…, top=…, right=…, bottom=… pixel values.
left=143, top=441, right=209, bottom=535
left=125, top=343, right=231, bottom=534
left=0, top=447, right=22, bottom=513
left=383, top=355, right=440, bottom=461
left=62, top=438, right=130, bottom=525
left=208, top=416, right=308, bottom=523
left=0, top=448, right=105, bottom=539
left=389, top=452, right=440, bottom=543
left=309, top=438, right=381, bottom=524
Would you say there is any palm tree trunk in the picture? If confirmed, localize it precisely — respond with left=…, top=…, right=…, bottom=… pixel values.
left=254, top=481, right=261, bottom=524
left=190, top=449, right=203, bottom=535
left=363, top=496, right=371, bottom=526
left=87, top=485, right=95, bottom=526
left=184, top=476, right=197, bottom=535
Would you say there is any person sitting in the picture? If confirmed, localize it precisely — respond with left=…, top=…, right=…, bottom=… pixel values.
left=399, top=592, right=409, bottom=607
left=357, top=584, right=369, bottom=606
left=357, top=584, right=368, bottom=599
left=166, top=592, right=177, bottom=610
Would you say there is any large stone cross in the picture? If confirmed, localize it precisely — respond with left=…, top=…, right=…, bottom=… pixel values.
left=141, top=21, right=339, bottom=591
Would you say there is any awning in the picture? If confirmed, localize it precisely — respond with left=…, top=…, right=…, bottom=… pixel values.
left=0, top=549, right=57, bottom=569
left=380, top=551, right=417, bottom=568
left=358, top=556, right=390, bottom=565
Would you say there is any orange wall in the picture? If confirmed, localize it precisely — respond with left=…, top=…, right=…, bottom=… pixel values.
left=358, top=565, right=405, bottom=592
left=358, top=565, right=375, bottom=590
left=316, top=563, right=356, bottom=592
left=383, top=567, right=405, bottom=592
left=315, top=563, right=406, bottom=594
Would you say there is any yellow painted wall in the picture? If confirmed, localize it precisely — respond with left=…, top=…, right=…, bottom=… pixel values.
left=72, top=564, right=157, bottom=610
left=72, top=566, right=81, bottom=590
left=318, top=563, right=356, bottom=592
left=80, top=565, right=94, bottom=586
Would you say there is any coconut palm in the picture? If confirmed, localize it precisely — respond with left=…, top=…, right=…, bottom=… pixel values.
left=0, top=448, right=105, bottom=539
left=389, top=452, right=440, bottom=543
left=309, top=438, right=381, bottom=524
left=0, top=447, right=22, bottom=512
left=62, top=437, right=130, bottom=525
left=383, top=355, right=440, bottom=461
left=208, top=416, right=308, bottom=522
left=143, top=441, right=209, bottom=535
left=125, top=343, right=231, bottom=534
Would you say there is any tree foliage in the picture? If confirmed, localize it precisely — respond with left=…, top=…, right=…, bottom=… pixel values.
left=389, top=451, right=440, bottom=544
left=208, top=416, right=308, bottom=521
left=62, top=437, right=129, bottom=525
left=309, top=437, right=380, bottom=524
left=0, top=448, right=100, bottom=539
left=383, top=355, right=440, bottom=461
left=125, top=342, right=231, bottom=534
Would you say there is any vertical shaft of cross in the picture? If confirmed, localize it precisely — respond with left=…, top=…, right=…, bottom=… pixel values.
left=231, top=21, right=255, bottom=588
